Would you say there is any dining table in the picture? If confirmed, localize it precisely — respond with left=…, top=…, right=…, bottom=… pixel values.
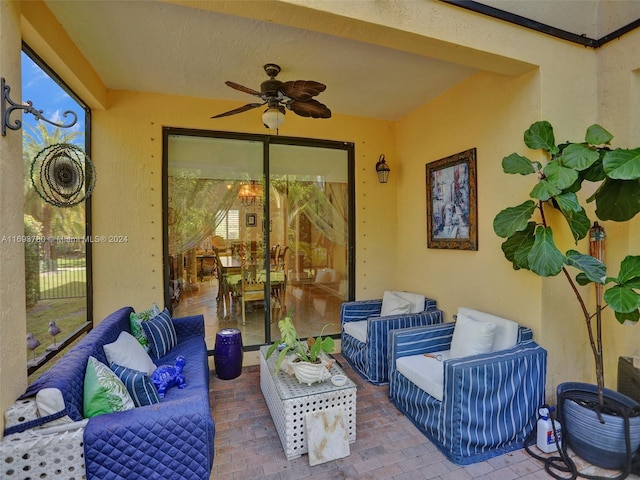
left=217, top=255, right=287, bottom=316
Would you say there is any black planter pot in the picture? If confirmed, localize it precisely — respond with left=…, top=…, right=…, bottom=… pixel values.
left=557, top=382, right=640, bottom=470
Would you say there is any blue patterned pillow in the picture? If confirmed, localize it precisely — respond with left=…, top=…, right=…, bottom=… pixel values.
left=110, top=363, right=160, bottom=407
left=141, top=309, right=177, bottom=359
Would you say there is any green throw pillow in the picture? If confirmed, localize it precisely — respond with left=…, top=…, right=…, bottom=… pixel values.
left=83, top=356, right=135, bottom=418
left=129, top=303, right=160, bottom=352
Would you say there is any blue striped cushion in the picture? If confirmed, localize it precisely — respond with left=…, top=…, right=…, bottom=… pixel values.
left=141, top=309, right=177, bottom=359
left=110, top=363, right=160, bottom=407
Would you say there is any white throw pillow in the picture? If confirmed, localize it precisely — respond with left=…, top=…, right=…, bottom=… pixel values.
left=103, top=331, right=156, bottom=376
left=458, top=307, right=519, bottom=351
left=449, top=313, right=496, bottom=359
left=380, top=291, right=412, bottom=317
left=392, top=291, right=425, bottom=313
left=36, top=388, right=74, bottom=426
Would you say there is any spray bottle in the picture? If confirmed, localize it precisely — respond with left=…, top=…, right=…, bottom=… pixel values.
left=537, top=406, right=562, bottom=453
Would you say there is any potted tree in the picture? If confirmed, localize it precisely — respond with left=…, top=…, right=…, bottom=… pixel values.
left=493, top=121, right=640, bottom=469
left=266, top=310, right=335, bottom=385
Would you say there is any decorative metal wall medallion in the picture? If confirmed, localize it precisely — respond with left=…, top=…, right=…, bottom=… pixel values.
left=30, top=143, right=96, bottom=207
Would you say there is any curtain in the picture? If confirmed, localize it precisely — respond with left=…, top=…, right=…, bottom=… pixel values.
left=168, top=177, right=239, bottom=254
left=301, top=183, right=348, bottom=246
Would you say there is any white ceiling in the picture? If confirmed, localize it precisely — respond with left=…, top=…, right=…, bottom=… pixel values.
left=43, top=1, right=640, bottom=123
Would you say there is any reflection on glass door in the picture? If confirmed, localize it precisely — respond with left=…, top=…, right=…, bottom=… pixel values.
left=164, top=130, right=352, bottom=350
left=269, top=144, right=349, bottom=340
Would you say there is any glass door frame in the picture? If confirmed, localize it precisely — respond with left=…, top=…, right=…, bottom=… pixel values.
left=162, top=127, right=355, bottom=348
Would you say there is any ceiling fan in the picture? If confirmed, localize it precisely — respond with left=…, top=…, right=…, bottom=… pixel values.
left=211, top=63, right=331, bottom=129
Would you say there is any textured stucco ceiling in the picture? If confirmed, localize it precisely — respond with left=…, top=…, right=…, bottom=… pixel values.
left=42, top=0, right=640, bottom=123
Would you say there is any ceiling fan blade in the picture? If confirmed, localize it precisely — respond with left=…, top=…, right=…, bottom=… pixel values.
left=280, top=80, right=326, bottom=101
left=287, top=99, right=332, bottom=119
left=225, top=81, right=262, bottom=97
left=210, top=102, right=264, bottom=119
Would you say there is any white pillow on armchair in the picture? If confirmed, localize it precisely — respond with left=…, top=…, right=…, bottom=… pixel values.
left=380, top=291, right=412, bottom=317
left=392, top=291, right=425, bottom=313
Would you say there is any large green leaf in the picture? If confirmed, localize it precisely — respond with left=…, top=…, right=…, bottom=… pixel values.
left=576, top=273, right=592, bottom=286
left=493, top=200, right=537, bottom=238
left=530, top=179, right=561, bottom=201
left=559, top=205, right=591, bottom=242
left=524, top=121, right=558, bottom=155
left=527, top=226, right=565, bottom=277
left=625, top=278, right=640, bottom=289
left=604, top=285, right=640, bottom=313
left=560, top=143, right=599, bottom=171
left=565, top=250, right=606, bottom=283
left=593, top=178, right=640, bottom=221
left=502, top=153, right=537, bottom=175
left=554, top=192, right=582, bottom=212
left=500, top=222, right=536, bottom=269
left=543, top=161, right=579, bottom=190
left=581, top=156, right=606, bottom=182
left=603, top=148, right=640, bottom=180
left=617, top=256, right=640, bottom=284
left=615, top=310, right=640, bottom=325
left=585, top=124, right=613, bottom=145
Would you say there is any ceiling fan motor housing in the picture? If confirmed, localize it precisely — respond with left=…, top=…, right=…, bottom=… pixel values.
left=261, top=79, right=283, bottom=97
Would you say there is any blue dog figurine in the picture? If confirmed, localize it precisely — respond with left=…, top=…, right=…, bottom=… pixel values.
left=151, top=355, right=187, bottom=398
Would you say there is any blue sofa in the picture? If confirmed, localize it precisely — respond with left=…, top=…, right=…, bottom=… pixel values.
left=3, top=307, right=215, bottom=480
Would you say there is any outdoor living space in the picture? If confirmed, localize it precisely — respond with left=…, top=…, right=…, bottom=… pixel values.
left=3, top=1, right=640, bottom=480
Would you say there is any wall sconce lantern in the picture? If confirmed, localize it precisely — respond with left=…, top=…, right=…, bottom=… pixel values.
left=375, top=154, right=390, bottom=183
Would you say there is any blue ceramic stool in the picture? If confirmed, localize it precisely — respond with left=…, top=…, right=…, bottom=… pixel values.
left=214, top=328, right=243, bottom=380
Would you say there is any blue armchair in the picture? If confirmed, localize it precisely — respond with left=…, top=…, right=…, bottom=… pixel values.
left=340, top=293, right=443, bottom=384
left=388, top=309, right=547, bottom=465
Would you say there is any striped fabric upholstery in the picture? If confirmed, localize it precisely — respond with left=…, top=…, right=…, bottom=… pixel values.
left=388, top=323, right=547, bottom=465
left=340, top=297, right=443, bottom=385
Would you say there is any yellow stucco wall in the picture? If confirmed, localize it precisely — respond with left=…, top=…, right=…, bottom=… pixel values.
left=90, top=91, right=398, bottom=319
left=2, top=0, right=640, bottom=433
left=0, top=0, right=28, bottom=434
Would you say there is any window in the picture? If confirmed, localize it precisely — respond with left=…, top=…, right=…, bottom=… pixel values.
left=22, top=45, right=92, bottom=378
left=214, top=209, right=240, bottom=240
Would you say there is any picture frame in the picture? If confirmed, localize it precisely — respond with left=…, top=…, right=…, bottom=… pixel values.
left=246, top=213, right=257, bottom=227
left=425, top=148, right=477, bottom=250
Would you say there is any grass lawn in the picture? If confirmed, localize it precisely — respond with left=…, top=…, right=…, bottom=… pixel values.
left=26, top=295, right=87, bottom=381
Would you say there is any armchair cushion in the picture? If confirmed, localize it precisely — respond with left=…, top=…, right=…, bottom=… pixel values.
left=396, top=350, right=449, bottom=401
left=342, top=320, right=368, bottom=344
left=449, top=314, right=496, bottom=359
left=380, top=291, right=412, bottom=316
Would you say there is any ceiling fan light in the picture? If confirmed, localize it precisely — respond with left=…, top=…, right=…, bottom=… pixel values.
left=262, top=107, right=285, bottom=129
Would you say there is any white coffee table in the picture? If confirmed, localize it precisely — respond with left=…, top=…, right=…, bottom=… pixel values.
left=259, top=346, right=357, bottom=460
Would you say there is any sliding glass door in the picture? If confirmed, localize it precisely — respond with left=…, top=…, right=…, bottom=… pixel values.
left=164, top=129, right=353, bottom=350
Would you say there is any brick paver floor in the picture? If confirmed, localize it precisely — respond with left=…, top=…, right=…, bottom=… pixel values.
left=209, top=354, right=639, bottom=479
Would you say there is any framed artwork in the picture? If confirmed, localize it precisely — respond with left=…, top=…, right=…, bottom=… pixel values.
left=425, top=148, right=477, bottom=250
left=246, top=213, right=257, bottom=227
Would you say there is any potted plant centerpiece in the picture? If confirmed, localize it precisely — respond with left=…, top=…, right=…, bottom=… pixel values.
left=493, top=121, right=640, bottom=470
left=266, top=310, right=335, bottom=385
